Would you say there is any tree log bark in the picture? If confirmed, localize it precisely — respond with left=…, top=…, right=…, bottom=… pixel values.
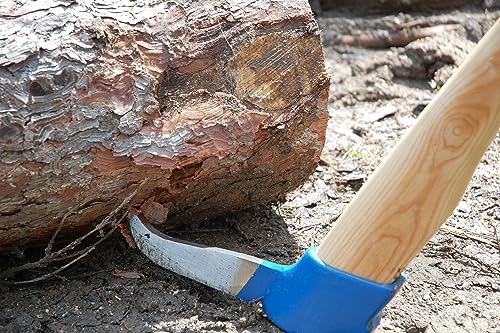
left=0, top=0, right=329, bottom=249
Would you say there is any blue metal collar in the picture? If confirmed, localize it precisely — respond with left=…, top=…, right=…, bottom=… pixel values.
left=237, top=247, right=405, bottom=333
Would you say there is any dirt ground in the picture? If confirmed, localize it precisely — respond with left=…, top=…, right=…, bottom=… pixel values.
left=1, top=4, right=499, bottom=333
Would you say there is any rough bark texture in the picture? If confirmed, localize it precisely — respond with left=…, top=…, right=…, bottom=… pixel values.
left=0, top=0, right=329, bottom=249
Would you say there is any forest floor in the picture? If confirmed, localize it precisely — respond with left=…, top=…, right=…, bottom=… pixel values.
left=1, top=4, right=499, bottom=333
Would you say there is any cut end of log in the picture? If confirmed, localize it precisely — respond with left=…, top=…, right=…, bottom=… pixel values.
left=0, top=0, right=329, bottom=249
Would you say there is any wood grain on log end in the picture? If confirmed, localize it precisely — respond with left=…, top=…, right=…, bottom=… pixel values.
left=0, top=0, right=329, bottom=249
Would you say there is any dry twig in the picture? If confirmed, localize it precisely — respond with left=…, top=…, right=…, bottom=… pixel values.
left=1, top=179, right=148, bottom=284
left=440, top=224, right=499, bottom=248
left=487, top=216, right=500, bottom=255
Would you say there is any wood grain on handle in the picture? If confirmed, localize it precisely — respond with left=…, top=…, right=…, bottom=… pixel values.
left=317, top=19, right=500, bottom=284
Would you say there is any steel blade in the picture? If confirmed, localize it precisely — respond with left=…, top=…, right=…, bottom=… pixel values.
left=129, top=213, right=265, bottom=296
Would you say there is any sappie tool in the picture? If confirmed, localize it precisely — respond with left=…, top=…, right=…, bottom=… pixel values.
left=129, top=19, right=500, bottom=333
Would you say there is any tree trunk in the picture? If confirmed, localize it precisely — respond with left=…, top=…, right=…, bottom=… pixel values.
left=0, top=0, right=329, bottom=249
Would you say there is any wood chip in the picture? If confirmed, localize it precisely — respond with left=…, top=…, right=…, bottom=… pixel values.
left=112, top=269, right=144, bottom=279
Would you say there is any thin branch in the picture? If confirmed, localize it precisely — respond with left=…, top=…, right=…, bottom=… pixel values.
left=53, top=203, right=135, bottom=263
left=9, top=224, right=119, bottom=285
left=440, top=225, right=499, bottom=248
left=1, top=178, right=148, bottom=283
left=45, top=208, right=77, bottom=256
left=52, top=180, right=148, bottom=258
left=489, top=216, right=500, bottom=255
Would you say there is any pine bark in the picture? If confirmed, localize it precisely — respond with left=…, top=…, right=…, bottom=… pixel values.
left=0, top=0, right=329, bottom=249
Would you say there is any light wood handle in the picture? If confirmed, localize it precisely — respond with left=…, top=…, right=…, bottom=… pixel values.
left=317, top=19, right=500, bottom=283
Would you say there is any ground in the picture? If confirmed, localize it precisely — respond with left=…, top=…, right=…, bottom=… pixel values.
left=1, top=4, right=499, bottom=333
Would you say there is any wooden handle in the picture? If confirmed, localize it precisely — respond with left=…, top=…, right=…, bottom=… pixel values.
left=317, top=19, right=500, bottom=284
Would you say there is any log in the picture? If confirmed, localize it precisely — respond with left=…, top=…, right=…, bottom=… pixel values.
left=0, top=0, right=329, bottom=249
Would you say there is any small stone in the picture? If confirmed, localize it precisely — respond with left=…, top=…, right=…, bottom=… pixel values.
left=323, top=173, right=333, bottom=182
left=336, top=162, right=357, bottom=173
left=398, top=115, right=416, bottom=127
left=326, top=190, right=338, bottom=199
left=456, top=201, right=470, bottom=214
left=313, top=179, right=329, bottom=193
left=362, top=105, right=397, bottom=123
left=342, top=173, right=367, bottom=182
